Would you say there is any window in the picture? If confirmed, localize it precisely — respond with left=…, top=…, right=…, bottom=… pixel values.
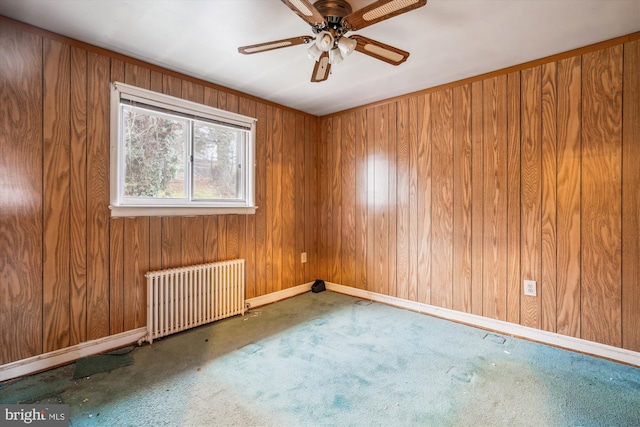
left=110, top=82, right=257, bottom=217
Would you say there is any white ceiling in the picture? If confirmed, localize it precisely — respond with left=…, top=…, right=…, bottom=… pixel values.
left=1, top=0, right=638, bottom=116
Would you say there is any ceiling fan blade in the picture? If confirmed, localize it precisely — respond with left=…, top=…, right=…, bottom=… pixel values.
left=238, top=36, right=314, bottom=55
left=344, top=0, right=427, bottom=31
left=351, top=35, right=410, bottom=65
left=311, top=52, right=331, bottom=82
left=281, top=0, right=327, bottom=28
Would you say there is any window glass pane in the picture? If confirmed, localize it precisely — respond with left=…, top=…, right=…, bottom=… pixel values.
left=123, top=105, right=187, bottom=199
left=193, top=121, right=243, bottom=200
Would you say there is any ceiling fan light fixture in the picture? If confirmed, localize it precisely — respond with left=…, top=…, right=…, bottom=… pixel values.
left=337, top=36, right=357, bottom=57
left=238, top=0, right=428, bottom=83
left=329, top=48, right=343, bottom=65
left=316, top=31, right=334, bottom=52
left=307, top=43, right=323, bottom=61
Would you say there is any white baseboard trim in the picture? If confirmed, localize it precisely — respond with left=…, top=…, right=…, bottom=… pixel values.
left=4, top=282, right=637, bottom=382
left=246, top=282, right=312, bottom=309
left=0, top=327, right=147, bottom=383
left=325, top=282, right=640, bottom=368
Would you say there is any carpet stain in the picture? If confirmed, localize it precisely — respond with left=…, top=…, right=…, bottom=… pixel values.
left=343, top=373, right=371, bottom=386
left=483, top=333, right=507, bottom=344
left=447, top=367, right=475, bottom=383
left=240, top=343, right=263, bottom=354
left=73, top=351, right=133, bottom=379
left=355, top=300, right=372, bottom=306
left=332, top=394, right=350, bottom=409
left=396, top=356, right=408, bottom=370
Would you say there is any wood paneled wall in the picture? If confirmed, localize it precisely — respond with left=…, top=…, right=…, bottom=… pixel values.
left=318, top=38, right=640, bottom=352
left=1, top=16, right=638, bottom=367
left=0, top=20, right=318, bottom=365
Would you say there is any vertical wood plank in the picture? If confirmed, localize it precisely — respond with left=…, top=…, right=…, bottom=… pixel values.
left=506, top=71, right=522, bottom=325
left=264, top=105, right=275, bottom=293
left=218, top=90, right=228, bottom=109
left=396, top=98, right=410, bottom=300
left=331, top=116, right=342, bottom=284
left=182, top=80, right=204, bottom=103
left=254, top=103, right=268, bottom=296
left=148, top=217, right=162, bottom=271
left=150, top=70, right=163, bottom=93
left=407, top=97, right=419, bottom=302
left=341, top=112, right=356, bottom=287
left=123, top=217, right=149, bottom=330
left=272, top=108, right=283, bottom=290
left=227, top=93, right=239, bottom=114
left=556, top=55, right=582, bottom=338
left=0, top=26, right=43, bottom=364
left=307, top=115, right=319, bottom=283
left=124, top=62, right=150, bottom=89
left=86, top=52, right=110, bottom=340
left=431, top=89, right=454, bottom=309
left=416, top=94, right=432, bottom=305
left=204, top=87, right=219, bottom=108
left=521, top=66, right=542, bottom=329
left=108, top=55, right=125, bottom=337
left=203, top=216, right=219, bottom=262
left=541, top=61, right=558, bottom=332
left=622, top=40, right=640, bottom=352
left=317, top=118, right=326, bottom=280
left=161, top=217, right=182, bottom=269
left=182, top=217, right=204, bottom=266
left=453, top=84, right=473, bottom=314
left=470, top=81, right=484, bottom=315
left=282, top=110, right=296, bottom=288
left=110, top=59, right=124, bottom=83
left=482, top=76, right=508, bottom=321
left=387, top=103, right=397, bottom=297
left=240, top=98, right=257, bottom=296
left=43, top=39, right=71, bottom=352
left=294, top=113, right=306, bottom=286
left=163, top=74, right=182, bottom=98
left=226, top=215, right=240, bottom=260
left=217, top=213, right=228, bottom=259
left=374, top=105, right=389, bottom=295
left=581, top=46, right=622, bottom=347
left=321, top=117, right=332, bottom=281
left=355, top=109, right=368, bottom=290
left=366, top=107, right=376, bottom=293
left=109, top=218, right=124, bottom=334
left=69, top=46, right=87, bottom=346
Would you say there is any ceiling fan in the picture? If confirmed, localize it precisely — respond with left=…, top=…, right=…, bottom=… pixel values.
left=238, top=0, right=428, bottom=82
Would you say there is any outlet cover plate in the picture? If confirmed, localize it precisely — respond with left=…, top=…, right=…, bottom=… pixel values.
left=524, top=280, right=537, bottom=297
left=301, top=252, right=307, bottom=263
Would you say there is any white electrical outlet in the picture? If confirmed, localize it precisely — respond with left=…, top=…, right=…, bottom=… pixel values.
left=301, top=252, right=307, bottom=263
left=524, top=280, right=537, bottom=297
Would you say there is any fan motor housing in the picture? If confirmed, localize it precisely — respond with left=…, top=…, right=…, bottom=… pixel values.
left=314, top=0, right=352, bottom=33
left=315, top=0, right=352, bottom=19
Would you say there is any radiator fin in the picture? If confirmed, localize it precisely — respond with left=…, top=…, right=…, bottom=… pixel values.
left=144, top=259, right=245, bottom=343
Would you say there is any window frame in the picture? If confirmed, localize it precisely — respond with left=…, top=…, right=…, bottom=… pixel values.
left=109, top=82, right=257, bottom=217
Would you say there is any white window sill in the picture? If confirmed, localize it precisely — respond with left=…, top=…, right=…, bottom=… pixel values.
left=109, top=205, right=258, bottom=218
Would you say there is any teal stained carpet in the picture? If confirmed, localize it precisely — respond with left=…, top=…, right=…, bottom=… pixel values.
left=1, top=291, right=639, bottom=426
